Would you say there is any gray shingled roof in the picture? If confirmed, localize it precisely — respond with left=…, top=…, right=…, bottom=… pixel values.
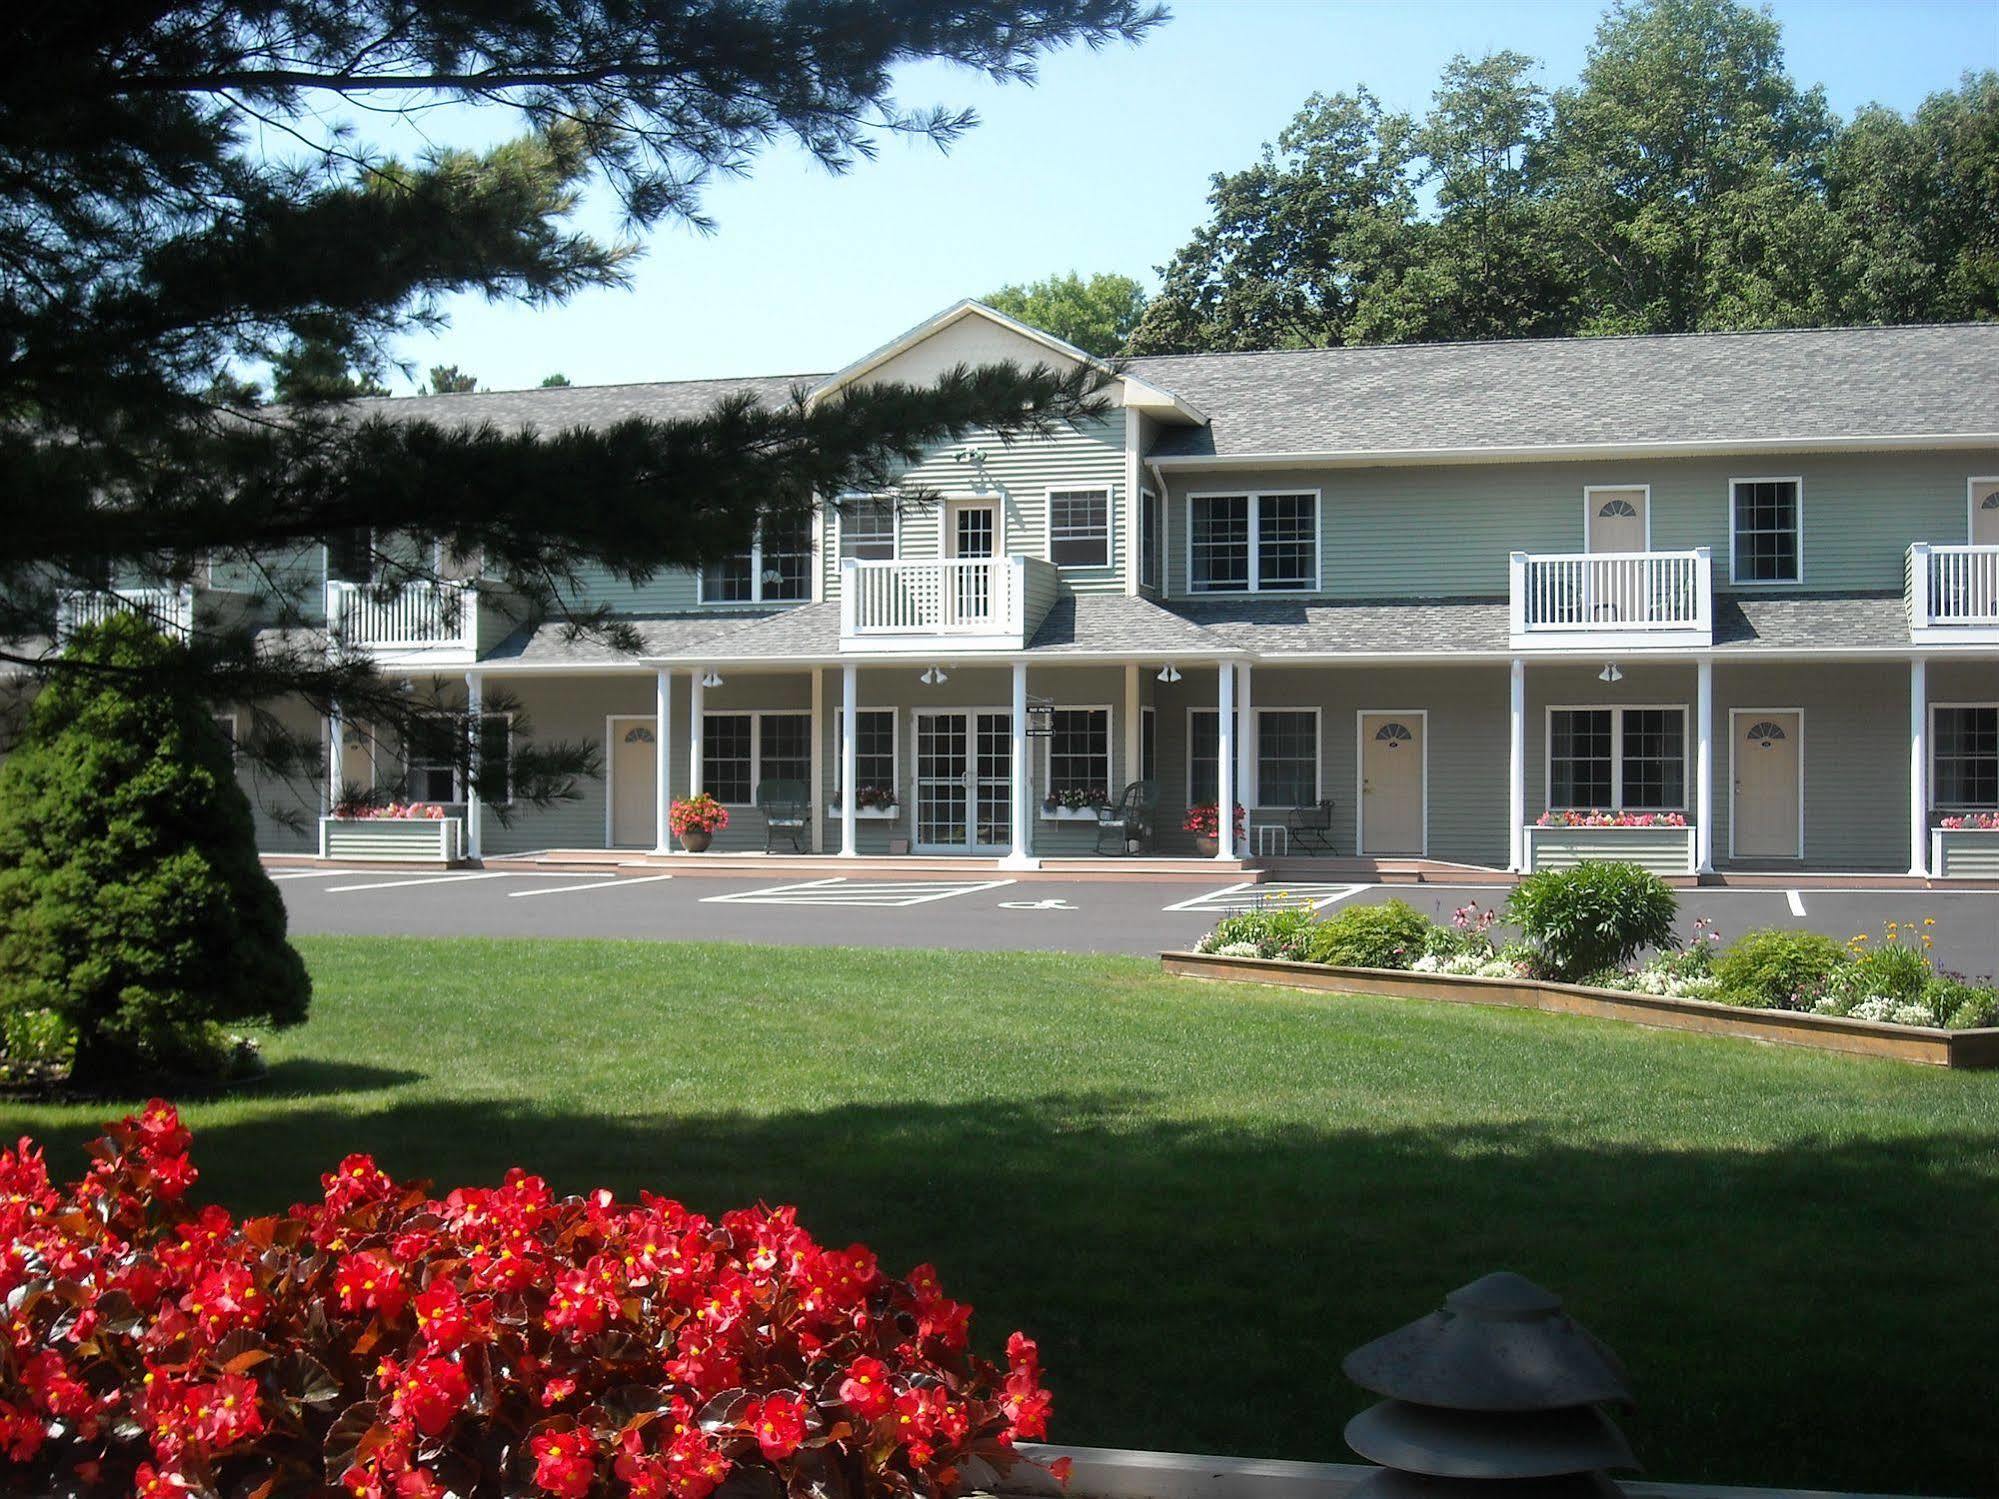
left=1130, top=324, right=1999, bottom=459
left=352, top=374, right=817, bottom=431
left=1172, top=597, right=1513, bottom=655
left=484, top=613, right=768, bottom=666
left=1026, top=595, right=1231, bottom=655
left=1711, top=592, right=1911, bottom=650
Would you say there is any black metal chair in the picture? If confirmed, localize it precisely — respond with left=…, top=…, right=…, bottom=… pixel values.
left=1095, top=780, right=1159, bottom=855
left=756, top=779, right=810, bottom=853
left=1286, top=798, right=1336, bottom=855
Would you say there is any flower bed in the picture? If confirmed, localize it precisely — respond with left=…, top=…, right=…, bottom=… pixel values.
left=318, top=814, right=464, bottom=863
left=0, top=1104, right=1064, bottom=1498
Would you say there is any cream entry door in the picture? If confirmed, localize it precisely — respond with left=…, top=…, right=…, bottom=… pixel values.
left=1359, top=713, right=1425, bottom=855
left=1587, top=488, right=1648, bottom=553
left=1732, top=712, right=1801, bottom=860
left=610, top=719, right=658, bottom=847
left=1973, top=481, right=1999, bottom=545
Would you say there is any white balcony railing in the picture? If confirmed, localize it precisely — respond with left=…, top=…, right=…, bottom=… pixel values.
left=325, top=579, right=477, bottom=653
left=55, top=586, right=194, bottom=644
left=1909, top=543, right=1999, bottom=636
left=839, top=556, right=1020, bottom=642
left=1509, top=548, right=1712, bottom=646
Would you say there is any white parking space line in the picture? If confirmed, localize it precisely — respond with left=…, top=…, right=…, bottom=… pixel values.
left=266, top=869, right=361, bottom=881
left=1786, top=889, right=1806, bottom=917
left=509, top=874, right=674, bottom=899
left=1163, top=882, right=1367, bottom=914
left=325, top=871, right=516, bottom=894
left=701, top=878, right=1015, bottom=908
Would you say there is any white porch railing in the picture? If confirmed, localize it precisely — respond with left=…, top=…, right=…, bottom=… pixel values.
left=55, top=586, right=194, bottom=643
left=838, top=556, right=1021, bottom=643
left=1909, top=543, right=1999, bottom=635
left=325, top=579, right=477, bottom=652
left=1509, top=548, right=1712, bottom=645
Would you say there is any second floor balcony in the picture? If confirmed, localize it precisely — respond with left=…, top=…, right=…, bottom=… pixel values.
left=55, top=585, right=194, bottom=645
left=837, top=555, right=1058, bottom=653
left=326, top=579, right=479, bottom=659
left=1508, top=548, right=1713, bottom=650
left=1908, top=543, right=1999, bottom=643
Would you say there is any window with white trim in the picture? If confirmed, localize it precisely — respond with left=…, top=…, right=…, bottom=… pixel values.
left=1188, top=709, right=1238, bottom=806
left=1548, top=707, right=1685, bottom=812
left=1139, top=490, right=1161, bottom=590
left=326, top=528, right=372, bottom=584
left=1731, top=479, right=1801, bottom=583
left=700, top=517, right=812, bottom=603
left=1043, top=708, right=1110, bottom=802
left=703, top=711, right=811, bottom=804
left=404, top=712, right=511, bottom=804
left=838, top=502, right=897, bottom=562
left=1189, top=493, right=1318, bottom=592
left=1257, top=710, right=1318, bottom=808
left=1048, top=489, right=1111, bottom=568
left=1934, top=706, right=1999, bottom=807
left=834, top=709, right=898, bottom=804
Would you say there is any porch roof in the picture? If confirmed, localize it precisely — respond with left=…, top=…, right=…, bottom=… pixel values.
left=1711, top=591, right=1912, bottom=651
left=1171, top=596, right=1513, bottom=655
left=483, top=612, right=774, bottom=668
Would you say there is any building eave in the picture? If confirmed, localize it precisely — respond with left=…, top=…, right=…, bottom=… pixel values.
left=1148, top=431, right=1999, bottom=472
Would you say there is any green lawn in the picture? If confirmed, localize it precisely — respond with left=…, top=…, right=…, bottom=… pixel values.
left=6, top=938, right=1997, bottom=1496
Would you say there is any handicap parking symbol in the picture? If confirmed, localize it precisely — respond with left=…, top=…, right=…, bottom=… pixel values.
left=998, top=898, right=1077, bottom=911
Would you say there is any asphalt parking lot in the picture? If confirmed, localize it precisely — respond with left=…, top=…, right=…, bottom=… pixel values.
left=276, top=866, right=1999, bottom=974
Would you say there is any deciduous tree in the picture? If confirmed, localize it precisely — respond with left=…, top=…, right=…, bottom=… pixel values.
left=984, top=272, right=1150, bottom=356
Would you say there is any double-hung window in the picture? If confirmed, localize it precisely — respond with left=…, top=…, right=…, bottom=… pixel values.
left=1256, top=710, right=1319, bottom=808
left=700, top=517, right=812, bottom=603
left=1730, top=478, right=1801, bottom=584
left=838, top=502, right=897, bottom=562
left=834, top=709, right=898, bottom=805
left=1189, top=492, right=1318, bottom=592
left=404, top=712, right=511, bottom=804
left=702, top=711, right=811, bottom=804
left=1043, top=708, right=1111, bottom=803
left=1187, top=709, right=1239, bottom=806
left=1048, top=488, right=1111, bottom=568
left=1548, top=707, right=1685, bottom=812
left=1139, top=489, right=1161, bottom=590
left=1933, top=706, right=1999, bottom=807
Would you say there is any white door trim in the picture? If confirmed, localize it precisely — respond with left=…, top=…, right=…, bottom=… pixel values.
left=1727, top=707, right=1805, bottom=861
left=605, top=713, right=659, bottom=849
left=945, top=498, right=1002, bottom=559
left=1582, top=484, right=1652, bottom=552
left=1355, top=709, right=1429, bottom=857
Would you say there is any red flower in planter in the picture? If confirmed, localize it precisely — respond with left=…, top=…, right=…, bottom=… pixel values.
left=839, top=1355, right=896, bottom=1419
left=544, top=1264, right=620, bottom=1338
left=530, top=1428, right=600, bottom=1498
left=746, top=1392, right=810, bottom=1461
left=334, top=1249, right=407, bottom=1318
left=381, top=1355, right=472, bottom=1439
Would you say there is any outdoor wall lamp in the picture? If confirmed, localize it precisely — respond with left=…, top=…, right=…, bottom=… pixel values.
left=1157, top=664, right=1182, bottom=683
left=1598, top=663, right=1624, bottom=683
left=700, top=669, right=724, bottom=689
left=920, top=666, right=949, bottom=686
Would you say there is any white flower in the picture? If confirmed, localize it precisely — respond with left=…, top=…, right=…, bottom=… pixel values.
left=1849, top=997, right=1898, bottom=1023
left=1215, top=941, right=1262, bottom=958
left=1812, top=995, right=1848, bottom=1016
left=1411, top=954, right=1442, bottom=973
left=1891, top=1003, right=1938, bottom=1028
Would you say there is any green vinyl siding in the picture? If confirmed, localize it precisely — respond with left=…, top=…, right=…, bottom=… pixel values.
left=1164, top=449, right=1999, bottom=599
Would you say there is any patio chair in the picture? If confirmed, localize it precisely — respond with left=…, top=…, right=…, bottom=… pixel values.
left=1286, top=798, right=1337, bottom=855
left=756, top=779, right=811, bottom=854
left=1095, top=780, right=1159, bottom=855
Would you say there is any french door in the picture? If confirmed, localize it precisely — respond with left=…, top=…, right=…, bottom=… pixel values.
left=914, top=709, right=1011, bottom=851
left=948, top=503, right=998, bottom=621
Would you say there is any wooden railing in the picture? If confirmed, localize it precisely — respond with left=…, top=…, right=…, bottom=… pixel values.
left=325, top=580, right=476, bottom=651
left=839, top=557, right=1017, bottom=638
left=1509, top=549, right=1712, bottom=639
left=1909, top=543, right=1999, bottom=630
left=55, top=586, right=194, bottom=643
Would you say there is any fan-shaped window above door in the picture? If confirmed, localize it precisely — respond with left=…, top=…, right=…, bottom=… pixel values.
left=1597, top=498, right=1639, bottom=518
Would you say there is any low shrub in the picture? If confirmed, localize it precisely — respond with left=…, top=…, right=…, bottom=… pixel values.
left=1194, top=906, right=1316, bottom=961
left=1307, top=899, right=1432, bottom=969
left=1833, top=938, right=1932, bottom=1009
left=1713, top=928, right=1849, bottom=1010
left=1504, top=863, right=1678, bottom=982
left=0, top=1104, right=1062, bottom=1499
left=1930, top=976, right=1999, bottom=1030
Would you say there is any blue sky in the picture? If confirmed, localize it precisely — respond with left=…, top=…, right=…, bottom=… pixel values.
left=358, top=0, right=1999, bottom=392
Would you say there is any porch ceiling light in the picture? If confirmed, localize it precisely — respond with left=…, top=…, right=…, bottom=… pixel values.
left=700, top=669, right=724, bottom=689
left=1598, top=663, right=1623, bottom=683
left=920, top=666, right=949, bottom=686
left=1157, top=664, right=1182, bottom=683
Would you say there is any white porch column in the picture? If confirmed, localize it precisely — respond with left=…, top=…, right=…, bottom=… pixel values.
left=464, top=672, right=485, bottom=862
left=1694, top=658, right=1714, bottom=874
left=1215, top=661, right=1236, bottom=860
left=810, top=668, right=826, bottom=853
left=1507, top=658, right=1525, bottom=871
left=1910, top=656, right=1929, bottom=877
left=1003, top=660, right=1037, bottom=869
left=326, top=708, right=343, bottom=813
left=688, top=669, right=705, bottom=800
left=653, top=667, right=673, bottom=854
left=839, top=663, right=858, bottom=857
left=1235, top=662, right=1256, bottom=814
left=1122, top=663, right=1141, bottom=789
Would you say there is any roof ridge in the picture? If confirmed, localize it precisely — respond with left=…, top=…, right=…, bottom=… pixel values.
left=1125, top=321, right=1999, bottom=363
left=357, top=371, right=828, bottom=405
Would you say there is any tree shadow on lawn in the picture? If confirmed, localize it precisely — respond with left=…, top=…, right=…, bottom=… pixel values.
left=48, top=1093, right=1999, bottom=1497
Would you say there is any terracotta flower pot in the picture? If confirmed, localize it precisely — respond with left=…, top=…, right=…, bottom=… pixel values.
left=1192, top=834, right=1218, bottom=858
left=679, top=828, right=713, bottom=853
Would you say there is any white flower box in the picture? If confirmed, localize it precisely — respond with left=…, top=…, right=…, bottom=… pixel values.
left=1524, top=823, right=1694, bottom=875
left=319, top=816, right=465, bottom=863
left=1039, top=804, right=1105, bottom=822
left=1932, top=826, right=1999, bottom=878
left=830, top=805, right=900, bottom=821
